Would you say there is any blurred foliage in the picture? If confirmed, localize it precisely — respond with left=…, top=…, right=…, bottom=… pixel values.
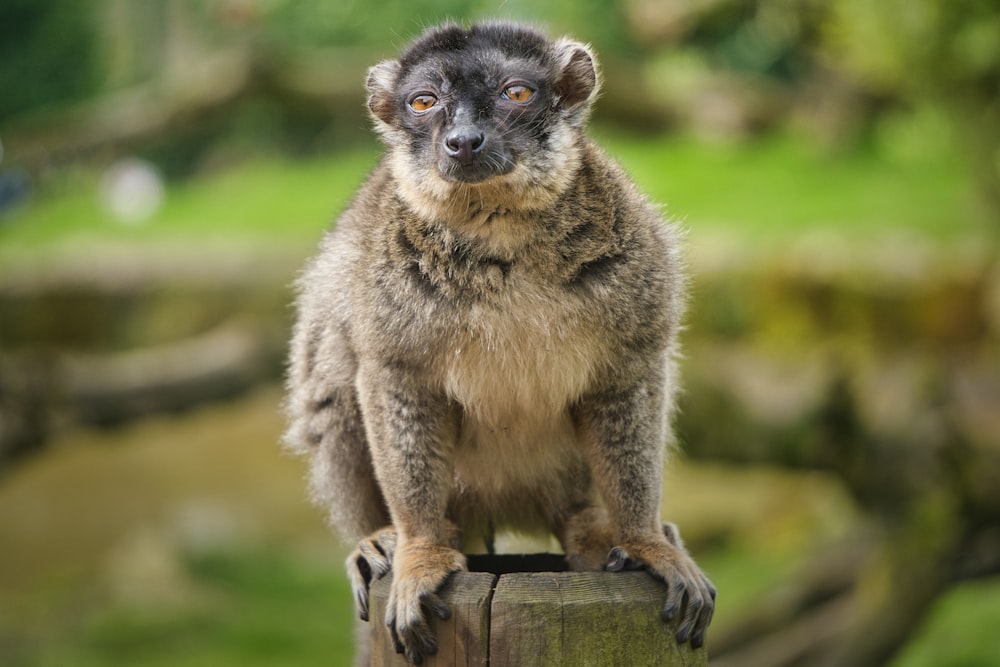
left=825, top=0, right=1000, bottom=212
left=637, top=0, right=829, bottom=80
left=0, top=0, right=100, bottom=120
left=192, top=0, right=634, bottom=55
left=3, top=0, right=997, bottom=219
left=825, top=0, right=1000, bottom=93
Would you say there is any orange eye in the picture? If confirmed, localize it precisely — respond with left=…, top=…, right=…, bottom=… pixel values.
left=409, top=95, right=437, bottom=112
left=503, top=85, right=535, bottom=103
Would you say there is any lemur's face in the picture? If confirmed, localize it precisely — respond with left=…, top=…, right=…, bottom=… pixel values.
left=393, top=53, right=551, bottom=184
left=367, top=24, right=598, bottom=190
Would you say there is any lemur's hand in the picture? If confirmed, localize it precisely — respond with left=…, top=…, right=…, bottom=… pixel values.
left=605, top=525, right=716, bottom=649
left=385, top=539, right=466, bottom=664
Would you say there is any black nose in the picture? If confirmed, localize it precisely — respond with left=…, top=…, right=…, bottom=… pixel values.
left=443, top=130, right=486, bottom=165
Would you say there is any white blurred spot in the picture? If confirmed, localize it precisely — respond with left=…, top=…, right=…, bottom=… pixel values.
left=101, top=157, right=165, bottom=225
left=104, top=525, right=195, bottom=608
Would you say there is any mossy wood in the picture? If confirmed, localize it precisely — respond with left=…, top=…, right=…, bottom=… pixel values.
left=368, top=554, right=708, bottom=667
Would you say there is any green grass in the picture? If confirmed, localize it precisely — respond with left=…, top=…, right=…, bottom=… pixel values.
left=595, top=131, right=988, bottom=241
left=6, top=548, right=358, bottom=667
left=0, top=147, right=380, bottom=252
left=892, top=577, right=1000, bottom=667
left=0, top=131, right=990, bottom=268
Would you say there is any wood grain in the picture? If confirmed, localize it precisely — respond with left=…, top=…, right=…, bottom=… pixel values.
left=367, top=555, right=708, bottom=666
left=369, top=571, right=496, bottom=667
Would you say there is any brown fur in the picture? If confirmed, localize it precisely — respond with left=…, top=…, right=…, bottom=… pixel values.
left=284, top=22, right=714, bottom=663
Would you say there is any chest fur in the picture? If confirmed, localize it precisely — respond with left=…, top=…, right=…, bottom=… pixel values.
left=440, top=276, right=604, bottom=426
left=376, top=207, right=621, bottom=424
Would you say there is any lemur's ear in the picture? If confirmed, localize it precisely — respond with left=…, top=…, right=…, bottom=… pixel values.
left=366, top=60, right=402, bottom=126
left=552, top=39, right=600, bottom=126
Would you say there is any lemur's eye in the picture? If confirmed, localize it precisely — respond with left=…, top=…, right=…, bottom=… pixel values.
left=409, top=95, right=437, bottom=113
left=503, top=85, right=535, bottom=103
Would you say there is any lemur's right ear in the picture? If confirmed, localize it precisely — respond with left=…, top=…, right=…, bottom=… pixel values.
left=552, top=39, right=600, bottom=127
left=366, top=60, right=402, bottom=126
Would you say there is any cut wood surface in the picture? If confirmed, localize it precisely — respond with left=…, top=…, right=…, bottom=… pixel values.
left=368, top=554, right=708, bottom=667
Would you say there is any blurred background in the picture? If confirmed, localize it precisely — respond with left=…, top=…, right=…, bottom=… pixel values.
left=1, top=1, right=998, bottom=666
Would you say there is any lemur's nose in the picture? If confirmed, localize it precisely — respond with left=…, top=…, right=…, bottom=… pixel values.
left=444, top=130, right=486, bottom=165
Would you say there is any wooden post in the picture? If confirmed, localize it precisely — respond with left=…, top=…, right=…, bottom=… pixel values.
left=369, top=571, right=494, bottom=667
left=368, top=554, right=708, bottom=667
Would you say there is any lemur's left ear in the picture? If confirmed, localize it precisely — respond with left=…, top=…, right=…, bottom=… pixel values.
left=552, top=39, right=600, bottom=126
left=366, top=60, right=402, bottom=126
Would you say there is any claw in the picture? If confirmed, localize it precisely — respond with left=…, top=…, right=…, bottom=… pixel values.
left=677, top=589, right=704, bottom=644
left=661, top=579, right=686, bottom=622
left=390, top=629, right=405, bottom=655
left=390, top=613, right=439, bottom=665
left=604, top=546, right=645, bottom=573
left=605, top=546, right=629, bottom=572
left=421, top=592, right=452, bottom=621
left=347, top=527, right=400, bottom=623
left=384, top=541, right=465, bottom=664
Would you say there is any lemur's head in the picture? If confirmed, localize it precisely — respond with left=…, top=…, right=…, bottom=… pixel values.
left=366, top=23, right=600, bottom=220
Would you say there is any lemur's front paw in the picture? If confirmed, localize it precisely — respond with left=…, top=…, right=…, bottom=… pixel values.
left=346, top=527, right=398, bottom=621
left=605, top=527, right=716, bottom=649
left=386, top=540, right=466, bottom=665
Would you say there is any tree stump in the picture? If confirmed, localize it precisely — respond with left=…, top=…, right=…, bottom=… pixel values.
left=368, top=554, right=708, bottom=667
